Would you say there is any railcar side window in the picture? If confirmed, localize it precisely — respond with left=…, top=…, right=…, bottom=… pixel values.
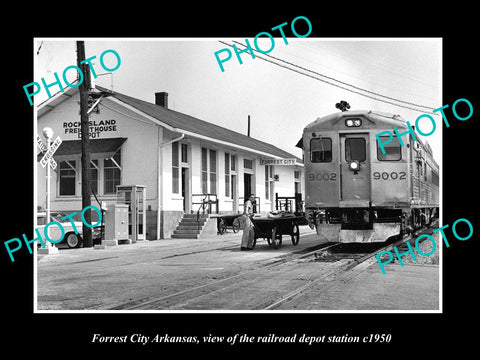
left=377, top=135, right=402, bottom=161
left=310, top=138, right=332, bottom=162
left=345, top=138, right=366, bottom=162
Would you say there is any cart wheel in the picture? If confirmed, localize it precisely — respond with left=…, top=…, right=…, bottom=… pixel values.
left=271, top=226, right=282, bottom=249
left=232, top=217, right=241, bottom=233
left=218, top=219, right=226, bottom=235
left=291, top=224, right=300, bottom=245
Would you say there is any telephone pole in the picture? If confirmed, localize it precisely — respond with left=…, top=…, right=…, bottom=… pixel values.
left=76, top=40, right=93, bottom=247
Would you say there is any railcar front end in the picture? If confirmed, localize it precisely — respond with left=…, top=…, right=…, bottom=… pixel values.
left=301, top=110, right=438, bottom=243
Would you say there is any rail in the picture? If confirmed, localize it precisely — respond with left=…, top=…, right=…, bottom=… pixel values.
left=238, top=197, right=260, bottom=214
left=192, top=194, right=219, bottom=214
left=192, top=194, right=219, bottom=230
left=275, top=193, right=304, bottom=215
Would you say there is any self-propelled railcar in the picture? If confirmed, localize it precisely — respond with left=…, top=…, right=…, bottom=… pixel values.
left=298, top=110, right=439, bottom=243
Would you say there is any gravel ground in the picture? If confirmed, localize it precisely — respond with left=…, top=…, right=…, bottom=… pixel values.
left=393, top=230, right=440, bottom=266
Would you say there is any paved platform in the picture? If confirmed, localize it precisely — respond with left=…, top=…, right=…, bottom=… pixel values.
left=35, top=226, right=440, bottom=311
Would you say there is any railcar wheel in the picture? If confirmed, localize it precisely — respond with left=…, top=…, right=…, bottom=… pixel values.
left=271, top=226, right=282, bottom=249
left=232, top=218, right=241, bottom=233
left=291, top=224, right=300, bottom=245
left=66, top=233, right=81, bottom=248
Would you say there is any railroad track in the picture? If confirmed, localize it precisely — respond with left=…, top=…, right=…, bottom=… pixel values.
left=263, top=222, right=439, bottom=310
left=262, top=236, right=407, bottom=310
left=104, top=229, right=422, bottom=311
left=104, top=242, right=333, bottom=310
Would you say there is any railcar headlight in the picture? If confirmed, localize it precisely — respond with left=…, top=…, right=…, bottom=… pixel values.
left=345, top=118, right=362, bottom=127
left=349, top=160, right=360, bottom=171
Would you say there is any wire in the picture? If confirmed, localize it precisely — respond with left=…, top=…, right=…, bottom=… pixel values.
left=233, top=40, right=435, bottom=110
left=219, top=40, right=438, bottom=115
left=37, top=41, right=44, bottom=55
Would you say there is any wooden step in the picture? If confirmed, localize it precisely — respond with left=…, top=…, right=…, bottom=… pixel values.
left=176, top=225, right=203, bottom=231
left=173, top=229, right=201, bottom=235
left=170, top=213, right=210, bottom=239
left=180, top=218, right=207, bottom=223
left=171, top=233, right=199, bottom=239
left=183, top=213, right=209, bottom=219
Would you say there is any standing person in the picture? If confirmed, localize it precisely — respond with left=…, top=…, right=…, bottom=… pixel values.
left=241, top=194, right=256, bottom=250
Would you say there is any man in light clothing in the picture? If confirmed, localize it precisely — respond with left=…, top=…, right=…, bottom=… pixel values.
left=241, top=194, right=255, bottom=250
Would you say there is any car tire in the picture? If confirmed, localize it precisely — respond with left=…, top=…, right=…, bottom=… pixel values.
left=65, top=232, right=82, bottom=248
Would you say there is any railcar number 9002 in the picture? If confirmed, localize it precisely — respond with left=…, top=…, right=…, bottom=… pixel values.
left=308, top=173, right=337, bottom=181
left=373, top=171, right=406, bottom=180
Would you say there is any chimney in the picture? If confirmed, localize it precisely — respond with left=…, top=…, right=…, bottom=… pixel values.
left=247, top=115, right=251, bottom=137
left=155, top=92, right=168, bottom=108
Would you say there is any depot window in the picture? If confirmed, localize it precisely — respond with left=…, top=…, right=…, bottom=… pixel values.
left=345, top=138, right=366, bottom=162
left=310, top=137, right=332, bottom=163
left=377, top=135, right=402, bottom=161
left=104, top=151, right=121, bottom=194
left=172, top=142, right=180, bottom=194
left=209, top=149, right=217, bottom=194
left=59, top=160, right=76, bottom=196
left=201, top=147, right=217, bottom=194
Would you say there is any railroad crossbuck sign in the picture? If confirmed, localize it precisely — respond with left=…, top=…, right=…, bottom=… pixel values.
left=38, top=135, right=62, bottom=169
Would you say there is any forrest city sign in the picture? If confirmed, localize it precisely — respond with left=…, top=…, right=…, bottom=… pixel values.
left=260, top=158, right=298, bottom=166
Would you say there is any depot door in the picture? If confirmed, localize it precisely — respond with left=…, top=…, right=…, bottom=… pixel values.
left=244, top=173, right=252, bottom=198
left=339, top=133, right=371, bottom=206
left=181, top=167, right=191, bottom=213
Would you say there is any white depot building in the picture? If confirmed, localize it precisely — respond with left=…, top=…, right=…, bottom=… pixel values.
left=36, top=86, right=304, bottom=240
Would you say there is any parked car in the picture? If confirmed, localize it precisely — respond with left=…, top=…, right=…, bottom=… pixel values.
left=37, top=212, right=103, bottom=248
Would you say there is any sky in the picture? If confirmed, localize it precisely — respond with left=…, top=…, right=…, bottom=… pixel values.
left=34, top=38, right=442, bottom=164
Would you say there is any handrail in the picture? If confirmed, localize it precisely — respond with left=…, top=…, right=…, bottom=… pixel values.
left=238, top=197, right=260, bottom=214
left=192, top=193, right=219, bottom=230
left=192, top=193, right=219, bottom=213
left=275, top=193, right=304, bottom=215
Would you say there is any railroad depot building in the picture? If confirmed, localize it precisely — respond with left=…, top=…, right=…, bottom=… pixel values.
left=36, top=86, right=304, bottom=240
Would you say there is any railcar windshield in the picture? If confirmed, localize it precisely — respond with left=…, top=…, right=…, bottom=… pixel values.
left=345, top=138, right=366, bottom=162
left=310, top=137, right=332, bottom=162
left=376, top=135, right=402, bottom=161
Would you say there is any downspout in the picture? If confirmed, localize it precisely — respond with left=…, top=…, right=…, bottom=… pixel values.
left=157, top=132, right=185, bottom=240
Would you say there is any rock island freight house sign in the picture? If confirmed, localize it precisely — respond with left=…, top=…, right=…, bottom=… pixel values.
left=63, top=119, right=118, bottom=139
left=39, top=135, right=62, bottom=169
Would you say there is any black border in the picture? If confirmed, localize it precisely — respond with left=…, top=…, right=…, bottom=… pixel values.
left=4, top=6, right=479, bottom=355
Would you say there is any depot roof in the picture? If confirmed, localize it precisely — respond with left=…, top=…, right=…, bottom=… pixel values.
left=38, top=85, right=303, bottom=162
left=95, top=86, right=302, bottom=161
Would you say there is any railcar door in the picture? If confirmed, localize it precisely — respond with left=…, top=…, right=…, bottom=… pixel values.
left=339, top=133, right=371, bottom=206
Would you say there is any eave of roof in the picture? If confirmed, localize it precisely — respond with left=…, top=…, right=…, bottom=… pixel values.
left=37, top=86, right=79, bottom=118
